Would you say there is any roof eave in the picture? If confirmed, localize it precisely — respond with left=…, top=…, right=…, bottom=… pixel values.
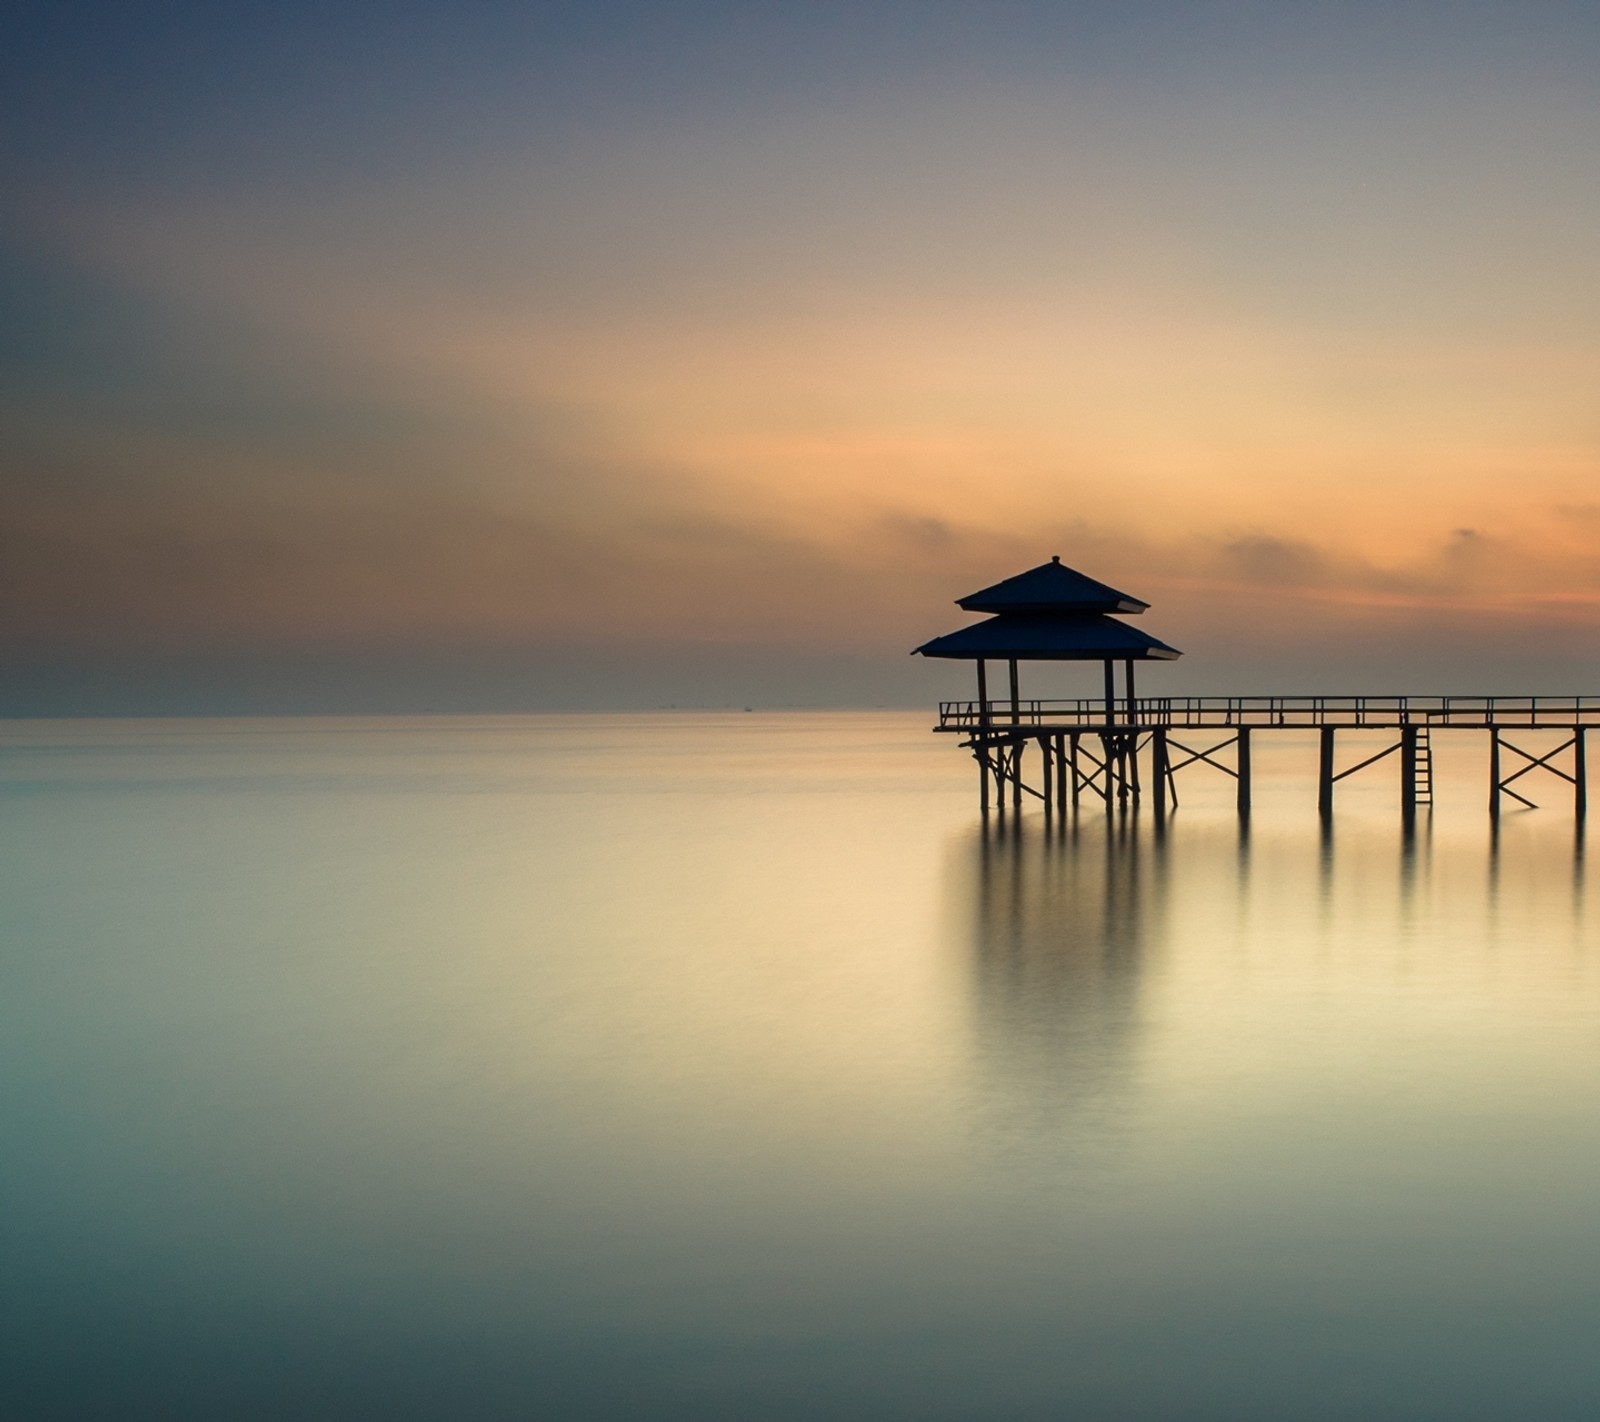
left=912, top=643, right=1183, bottom=661
left=955, top=596, right=1149, bottom=615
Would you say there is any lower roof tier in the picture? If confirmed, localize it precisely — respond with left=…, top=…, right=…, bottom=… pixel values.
left=913, top=612, right=1181, bottom=661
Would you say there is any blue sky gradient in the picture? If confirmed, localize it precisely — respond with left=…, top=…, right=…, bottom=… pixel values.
left=6, top=2, right=1600, bottom=710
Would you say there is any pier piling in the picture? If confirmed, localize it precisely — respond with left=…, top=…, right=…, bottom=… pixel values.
left=1489, top=730, right=1500, bottom=818
left=1577, top=728, right=1588, bottom=819
left=1236, top=728, right=1252, bottom=819
left=1153, top=729, right=1169, bottom=819
left=1319, top=728, right=1336, bottom=818
left=1400, top=725, right=1418, bottom=823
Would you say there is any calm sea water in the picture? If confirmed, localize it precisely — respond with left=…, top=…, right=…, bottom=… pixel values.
left=3, top=712, right=1599, bottom=1420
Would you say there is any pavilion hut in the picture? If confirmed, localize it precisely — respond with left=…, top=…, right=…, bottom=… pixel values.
left=913, top=556, right=1181, bottom=812
left=913, top=555, right=1180, bottom=725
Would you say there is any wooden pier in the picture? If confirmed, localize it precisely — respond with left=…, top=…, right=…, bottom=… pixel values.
left=913, top=558, right=1591, bottom=822
left=937, top=694, right=1593, bottom=821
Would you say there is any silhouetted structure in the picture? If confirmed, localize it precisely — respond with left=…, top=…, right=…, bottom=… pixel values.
left=914, top=556, right=1593, bottom=824
left=914, top=556, right=1180, bottom=814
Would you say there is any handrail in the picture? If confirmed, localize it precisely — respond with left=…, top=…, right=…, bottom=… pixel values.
left=936, top=695, right=1600, bottom=732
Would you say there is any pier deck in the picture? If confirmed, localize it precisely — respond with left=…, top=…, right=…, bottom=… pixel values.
left=937, top=695, right=1600, bottom=733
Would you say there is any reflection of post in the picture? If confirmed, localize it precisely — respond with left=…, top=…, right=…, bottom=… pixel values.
left=1317, top=808, right=1334, bottom=911
left=1577, top=799, right=1587, bottom=908
left=1488, top=804, right=1501, bottom=895
left=1399, top=798, right=1430, bottom=911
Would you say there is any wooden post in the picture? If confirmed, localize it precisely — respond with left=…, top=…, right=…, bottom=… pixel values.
left=1008, top=658, right=1020, bottom=727
left=979, top=746, right=989, bottom=812
left=1318, top=727, right=1335, bottom=817
left=1069, top=733, right=1080, bottom=807
left=1012, top=738, right=1022, bottom=808
left=1103, top=660, right=1115, bottom=725
left=1237, top=727, right=1252, bottom=819
left=1400, top=725, right=1417, bottom=822
left=976, top=660, right=989, bottom=731
left=1124, top=663, right=1141, bottom=801
left=1056, top=733, right=1067, bottom=810
left=1041, top=735, right=1053, bottom=815
left=1489, top=729, right=1500, bottom=817
left=1576, top=728, right=1588, bottom=820
left=1153, top=728, right=1169, bottom=818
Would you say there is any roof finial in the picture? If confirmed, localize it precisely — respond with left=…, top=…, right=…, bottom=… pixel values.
left=1051, top=554, right=1060, bottom=563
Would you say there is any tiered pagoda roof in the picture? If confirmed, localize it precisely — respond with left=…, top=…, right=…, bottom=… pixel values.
left=913, top=555, right=1181, bottom=662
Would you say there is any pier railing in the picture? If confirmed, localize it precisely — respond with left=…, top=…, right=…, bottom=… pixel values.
left=938, top=695, right=1600, bottom=733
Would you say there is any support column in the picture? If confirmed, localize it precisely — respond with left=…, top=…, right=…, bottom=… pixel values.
left=1400, top=725, right=1418, bottom=823
left=1125, top=660, right=1140, bottom=801
left=1153, top=728, right=1169, bottom=819
left=978, top=746, right=989, bottom=813
left=1237, top=727, right=1252, bottom=819
left=975, top=660, right=988, bottom=732
left=1070, top=733, right=1081, bottom=808
left=1319, top=727, right=1336, bottom=818
left=1041, top=735, right=1053, bottom=815
left=1489, top=729, right=1500, bottom=818
left=1103, top=660, right=1115, bottom=725
left=1056, top=733, right=1067, bottom=810
left=1012, top=739, right=1023, bottom=809
left=1008, top=659, right=1020, bottom=727
left=1577, top=728, right=1588, bottom=820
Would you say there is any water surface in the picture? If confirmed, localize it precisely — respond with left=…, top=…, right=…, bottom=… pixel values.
left=3, top=713, right=1598, bottom=1419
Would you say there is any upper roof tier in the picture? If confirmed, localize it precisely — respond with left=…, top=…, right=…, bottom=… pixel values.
left=957, top=555, right=1147, bottom=614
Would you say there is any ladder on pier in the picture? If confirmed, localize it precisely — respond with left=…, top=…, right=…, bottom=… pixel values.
left=1414, top=725, right=1433, bottom=806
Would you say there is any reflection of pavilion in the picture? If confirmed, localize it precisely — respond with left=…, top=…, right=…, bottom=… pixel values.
left=960, top=819, right=1170, bottom=1134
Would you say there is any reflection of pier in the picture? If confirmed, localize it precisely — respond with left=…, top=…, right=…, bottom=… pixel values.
left=963, top=818, right=1166, bottom=1128
left=915, top=558, right=1592, bottom=823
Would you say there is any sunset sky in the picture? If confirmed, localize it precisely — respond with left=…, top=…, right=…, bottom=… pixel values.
left=6, top=1, right=1600, bottom=711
